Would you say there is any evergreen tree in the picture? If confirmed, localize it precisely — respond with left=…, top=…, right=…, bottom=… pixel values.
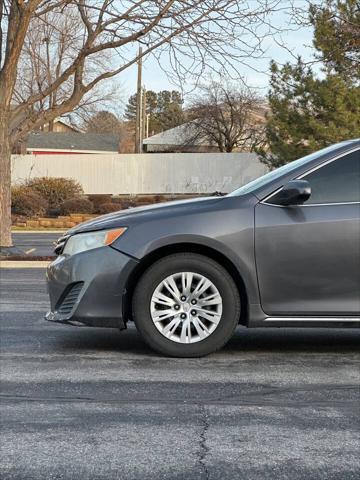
left=260, top=0, right=360, bottom=167
left=124, top=93, right=138, bottom=122
left=124, top=89, right=184, bottom=135
left=311, top=0, right=360, bottom=80
left=156, top=90, right=184, bottom=132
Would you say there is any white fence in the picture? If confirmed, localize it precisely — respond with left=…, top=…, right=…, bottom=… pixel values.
left=11, top=152, right=268, bottom=194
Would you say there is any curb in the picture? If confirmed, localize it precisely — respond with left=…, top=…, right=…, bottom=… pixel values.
left=12, top=230, right=63, bottom=234
left=0, top=260, right=50, bottom=268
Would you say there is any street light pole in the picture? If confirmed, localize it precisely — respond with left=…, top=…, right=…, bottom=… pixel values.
left=146, top=113, right=150, bottom=139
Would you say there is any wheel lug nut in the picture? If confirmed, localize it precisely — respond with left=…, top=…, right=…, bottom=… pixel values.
left=180, top=313, right=186, bottom=319
left=191, top=310, right=197, bottom=316
left=174, top=304, right=180, bottom=310
left=191, top=299, right=197, bottom=305
left=180, top=296, right=186, bottom=301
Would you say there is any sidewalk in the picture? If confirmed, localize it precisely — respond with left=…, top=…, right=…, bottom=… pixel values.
left=0, top=260, right=50, bottom=268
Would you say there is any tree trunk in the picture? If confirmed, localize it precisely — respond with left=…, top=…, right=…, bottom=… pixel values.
left=0, top=111, right=12, bottom=247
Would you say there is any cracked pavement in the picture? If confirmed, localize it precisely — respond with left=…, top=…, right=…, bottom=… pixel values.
left=0, top=268, right=359, bottom=479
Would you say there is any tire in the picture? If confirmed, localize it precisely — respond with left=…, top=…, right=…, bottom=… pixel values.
left=132, top=253, right=241, bottom=357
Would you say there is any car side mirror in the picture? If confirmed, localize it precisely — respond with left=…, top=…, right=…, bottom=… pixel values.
left=272, top=180, right=311, bottom=206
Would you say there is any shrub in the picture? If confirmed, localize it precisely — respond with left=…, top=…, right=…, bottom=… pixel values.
left=120, top=200, right=135, bottom=209
left=135, top=195, right=155, bottom=204
left=11, top=186, right=48, bottom=217
left=154, top=194, right=167, bottom=203
left=112, top=197, right=135, bottom=209
left=111, top=196, right=123, bottom=204
left=97, top=202, right=121, bottom=214
left=88, top=194, right=112, bottom=212
left=47, top=207, right=61, bottom=218
left=60, top=197, right=94, bottom=215
left=26, top=177, right=83, bottom=209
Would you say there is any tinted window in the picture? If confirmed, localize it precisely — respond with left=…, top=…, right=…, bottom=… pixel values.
left=228, top=141, right=355, bottom=197
left=303, top=149, right=360, bottom=204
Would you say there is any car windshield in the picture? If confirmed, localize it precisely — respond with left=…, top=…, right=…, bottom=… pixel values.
left=228, top=142, right=351, bottom=196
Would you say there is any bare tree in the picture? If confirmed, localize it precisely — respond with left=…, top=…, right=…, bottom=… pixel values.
left=13, top=7, right=121, bottom=130
left=1, top=0, right=297, bottom=247
left=85, top=110, right=120, bottom=134
left=85, top=110, right=128, bottom=152
left=186, top=80, right=266, bottom=152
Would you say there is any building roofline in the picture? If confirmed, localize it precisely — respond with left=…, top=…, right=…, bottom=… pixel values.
left=26, top=148, right=118, bottom=155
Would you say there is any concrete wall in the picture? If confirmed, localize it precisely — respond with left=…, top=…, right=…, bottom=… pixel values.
left=11, top=152, right=268, bottom=194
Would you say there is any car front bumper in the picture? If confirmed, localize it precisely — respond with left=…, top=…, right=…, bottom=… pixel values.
left=45, top=246, right=138, bottom=329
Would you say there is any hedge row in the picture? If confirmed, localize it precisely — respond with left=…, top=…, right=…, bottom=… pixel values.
left=11, top=177, right=106, bottom=218
left=11, top=176, right=201, bottom=219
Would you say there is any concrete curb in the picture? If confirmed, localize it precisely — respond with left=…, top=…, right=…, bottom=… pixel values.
left=0, top=260, right=50, bottom=268
left=12, top=230, right=63, bottom=234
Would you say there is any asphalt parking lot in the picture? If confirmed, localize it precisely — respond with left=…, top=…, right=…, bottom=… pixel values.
left=0, top=267, right=359, bottom=480
left=11, top=232, right=59, bottom=257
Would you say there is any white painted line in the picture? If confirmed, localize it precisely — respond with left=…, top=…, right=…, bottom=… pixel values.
left=0, top=261, right=50, bottom=268
left=25, top=248, right=36, bottom=254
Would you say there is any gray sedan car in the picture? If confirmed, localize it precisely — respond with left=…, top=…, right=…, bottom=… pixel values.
left=46, top=140, right=360, bottom=357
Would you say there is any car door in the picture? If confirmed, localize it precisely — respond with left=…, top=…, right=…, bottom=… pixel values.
left=255, top=148, right=360, bottom=316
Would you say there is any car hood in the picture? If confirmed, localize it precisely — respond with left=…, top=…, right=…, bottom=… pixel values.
left=67, top=196, right=223, bottom=234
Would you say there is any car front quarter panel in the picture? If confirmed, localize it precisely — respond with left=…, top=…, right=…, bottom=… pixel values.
left=111, top=195, right=261, bottom=306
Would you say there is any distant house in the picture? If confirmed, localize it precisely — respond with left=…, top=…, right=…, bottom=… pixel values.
left=41, top=118, right=83, bottom=133
left=25, top=132, right=120, bottom=155
left=143, top=108, right=268, bottom=153
left=143, top=123, right=218, bottom=153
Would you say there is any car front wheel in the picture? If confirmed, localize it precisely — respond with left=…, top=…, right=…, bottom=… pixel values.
left=132, top=253, right=241, bottom=357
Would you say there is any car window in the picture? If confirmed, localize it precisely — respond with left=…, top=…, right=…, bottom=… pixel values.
left=302, top=149, right=360, bottom=204
left=228, top=141, right=354, bottom=197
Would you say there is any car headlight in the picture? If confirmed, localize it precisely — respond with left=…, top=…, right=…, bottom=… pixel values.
left=63, top=228, right=127, bottom=256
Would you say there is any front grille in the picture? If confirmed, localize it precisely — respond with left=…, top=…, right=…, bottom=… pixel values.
left=56, top=282, right=84, bottom=315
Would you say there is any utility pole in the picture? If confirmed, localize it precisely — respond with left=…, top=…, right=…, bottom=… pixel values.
left=142, top=87, right=147, bottom=141
left=135, top=46, right=143, bottom=153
